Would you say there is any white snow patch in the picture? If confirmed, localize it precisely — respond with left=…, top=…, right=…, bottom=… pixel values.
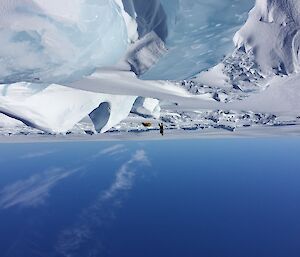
left=229, top=73, right=300, bottom=116
left=132, top=97, right=161, bottom=119
left=194, top=63, right=230, bottom=89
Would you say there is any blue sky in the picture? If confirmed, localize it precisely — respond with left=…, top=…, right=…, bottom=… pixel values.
left=0, top=138, right=300, bottom=257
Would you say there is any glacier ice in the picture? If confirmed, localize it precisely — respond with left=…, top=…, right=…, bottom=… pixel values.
left=89, top=94, right=137, bottom=133
left=116, top=0, right=255, bottom=80
left=123, top=32, right=168, bottom=75
left=0, top=0, right=267, bottom=86
left=0, top=0, right=257, bottom=85
left=115, top=0, right=171, bottom=76
left=0, top=0, right=128, bottom=84
left=142, top=0, right=255, bottom=80
left=121, top=0, right=169, bottom=42
left=0, top=83, right=136, bottom=133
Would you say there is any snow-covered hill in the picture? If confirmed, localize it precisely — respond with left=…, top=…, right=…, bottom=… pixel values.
left=1, top=0, right=300, bottom=139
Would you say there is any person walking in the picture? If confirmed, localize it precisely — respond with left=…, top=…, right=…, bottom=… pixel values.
left=159, top=123, right=164, bottom=136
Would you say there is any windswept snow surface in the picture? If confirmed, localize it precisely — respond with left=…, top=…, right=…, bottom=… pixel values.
left=1, top=0, right=300, bottom=140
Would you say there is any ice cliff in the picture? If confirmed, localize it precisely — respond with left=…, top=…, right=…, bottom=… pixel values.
left=0, top=0, right=167, bottom=133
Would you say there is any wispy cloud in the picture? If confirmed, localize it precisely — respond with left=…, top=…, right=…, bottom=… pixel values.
left=20, top=150, right=57, bottom=159
left=131, top=150, right=150, bottom=164
left=56, top=150, right=150, bottom=257
left=100, top=144, right=125, bottom=155
left=101, top=150, right=150, bottom=201
left=0, top=168, right=81, bottom=209
left=92, top=144, right=127, bottom=159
